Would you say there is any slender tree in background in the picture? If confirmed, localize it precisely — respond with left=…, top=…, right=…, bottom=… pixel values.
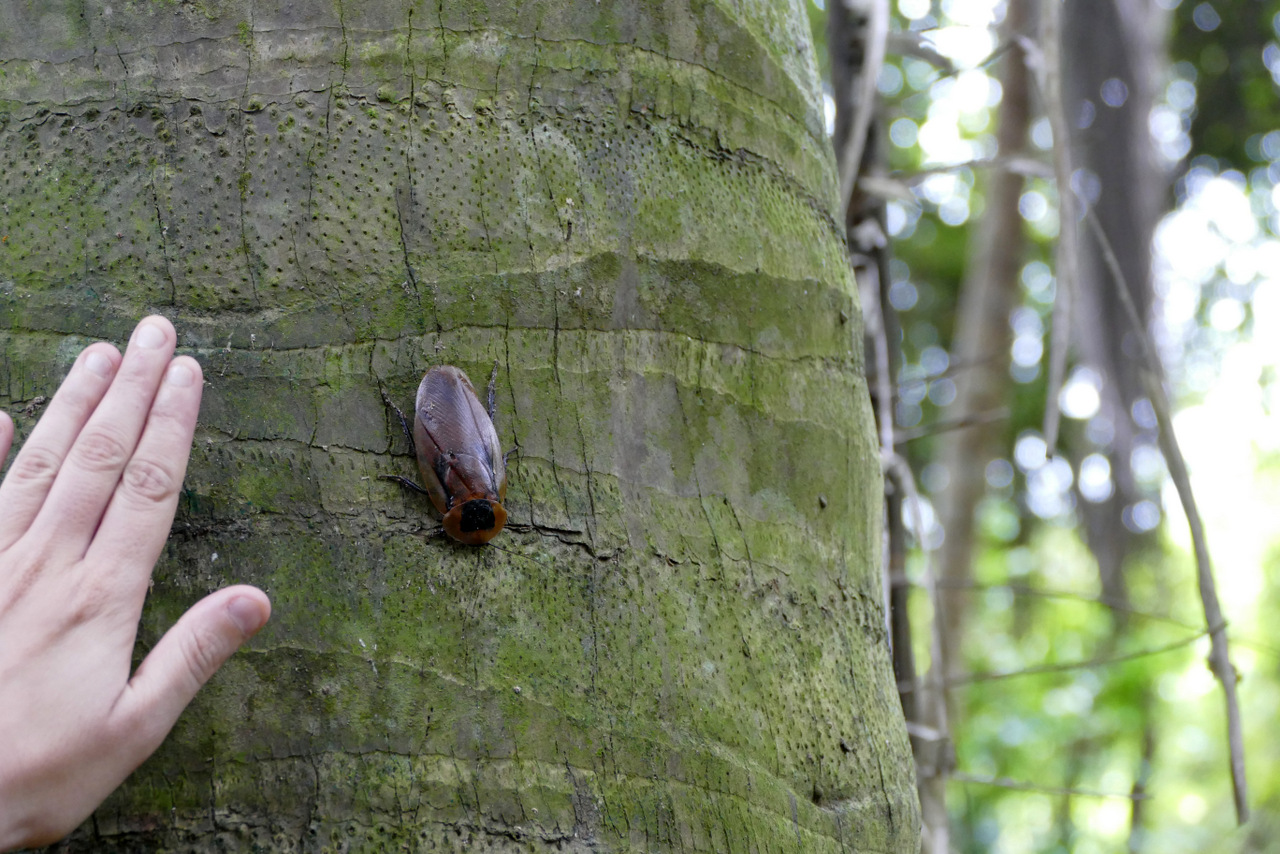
left=923, top=0, right=1188, bottom=842
left=935, top=0, right=1166, bottom=704
left=0, top=0, right=919, bottom=849
left=934, top=0, right=1033, bottom=679
left=1057, top=1, right=1171, bottom=842
left=1061, top=0, right=1167, bottom=609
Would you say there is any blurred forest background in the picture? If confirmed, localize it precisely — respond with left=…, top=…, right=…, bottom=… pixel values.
left=805, top=0, right=1280, bottom=851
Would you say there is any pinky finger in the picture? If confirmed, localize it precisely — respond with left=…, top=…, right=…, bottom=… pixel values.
left=0, top=410, right=13, bottom=468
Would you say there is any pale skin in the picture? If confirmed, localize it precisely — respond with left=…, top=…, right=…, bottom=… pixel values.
left=0, top=316, right=272, bottom=850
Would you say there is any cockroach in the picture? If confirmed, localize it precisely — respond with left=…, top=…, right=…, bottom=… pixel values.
left=381, top=364, right=508, bottom=545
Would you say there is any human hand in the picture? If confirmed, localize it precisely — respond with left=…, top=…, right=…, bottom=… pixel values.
left=0, top=316, right=272, bottom=850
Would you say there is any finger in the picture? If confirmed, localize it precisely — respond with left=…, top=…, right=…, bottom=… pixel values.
left=28, top=317, right=176, bottom=560
left=0, top=410, right=12, bottom=468
left=0, top=344, right=122, bottom=552
left=112, top=586, right=271, bottom=760
left=84, top=357, right=204, bottom=592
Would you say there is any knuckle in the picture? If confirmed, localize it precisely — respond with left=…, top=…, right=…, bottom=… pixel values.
left=121, top=456, right=180, bottom=504
left=6, top=445, right=63, bottom=488
left=179, top=622, right=225, bottom=684
left=74, top=427, right=132, bottom=472
left=62, top=576, right=113, bottom=627
left=12, top=812, right=73, bottom=849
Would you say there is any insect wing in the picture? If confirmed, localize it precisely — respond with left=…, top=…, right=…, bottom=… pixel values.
left=408, top=415, right=451, bottom=516
left=414, top=366, right=503, bottom=501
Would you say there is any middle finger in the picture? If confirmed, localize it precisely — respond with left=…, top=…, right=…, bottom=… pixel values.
left=26, top=318, right=177, bottom=561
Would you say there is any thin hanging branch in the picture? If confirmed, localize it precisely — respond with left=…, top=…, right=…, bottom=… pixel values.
left=927, top=630, right=1207, bottom=688
left=1129, top=702, right=1158, bottom=851
left=1085, top=210, right=1249, bottom=824
left=1030, top=3, right=1077, bottom=455
left=894, top=407, right=1009, bottom=444
left=828, top=2, right=950, bottom=849
left=883, top=446, right=953, bottom=854
left=864, top=248, right=904, bottom=652
left=835, top=0, right=889, bottom=226
left=933, top=578, right=1204, bottom=633
left=884, top=451, right=952, bottom=713
left=952, top=771, right=1152, bottom=802
left=828, top=0, right=904, bottom=672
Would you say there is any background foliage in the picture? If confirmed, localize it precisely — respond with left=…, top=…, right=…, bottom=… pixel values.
left=809, top=0, right=1280, bottom=850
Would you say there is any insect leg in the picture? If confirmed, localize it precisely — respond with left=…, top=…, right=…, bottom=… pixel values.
left=378, top=473, right=433, bottom=496
left=380, top=388, right=431, bottom=495
left=381, top=387, right=416, bottom=455
left=487, top=360, right=499, bottom=425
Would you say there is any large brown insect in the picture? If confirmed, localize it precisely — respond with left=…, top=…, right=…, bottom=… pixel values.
left=381, top=365, right=508, bottom=545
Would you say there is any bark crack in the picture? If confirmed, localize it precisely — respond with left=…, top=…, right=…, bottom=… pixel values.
left=112, top=43, right=130, bottom=104
left=394, top=187, right=424, bottom=316
left=574, top=407, right=599, bottom=548
left=436, top=0, right=449, bottom=64
left=499, top=321, right=532, bottom=528
left=396, top=6, right=428, bottom=328
left=288, top=217, right=312, bottom=294
left=235, top=8, right=260, bottom=306
left=524, top=27, right=571, bottom=243
left=335, top=0, right=350, bottom=92
left=303, top=754, right=320, bottom=849
left=726, top=500, right=758, bottom=590
left=148, top=169, right=177, bottom=305
left=546, top=296, right=572, bottom=521
left=674, top=383, right=724, bottom=563
left=477, top=198, right=497, bottom=273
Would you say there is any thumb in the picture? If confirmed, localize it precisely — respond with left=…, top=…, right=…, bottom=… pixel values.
left=115, top=585, right=271, bottom=756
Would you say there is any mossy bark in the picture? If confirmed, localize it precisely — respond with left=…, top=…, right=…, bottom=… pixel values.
left=0, top=1, right=919, bottom=850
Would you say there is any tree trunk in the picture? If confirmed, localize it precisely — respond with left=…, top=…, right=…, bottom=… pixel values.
left=0, top=1, right=918, bottom=850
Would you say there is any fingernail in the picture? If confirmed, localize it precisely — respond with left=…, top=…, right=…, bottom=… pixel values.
left=136, top=322, right=166, bottom=349
left=165, top=361, right=195, bottom=387
left=227, top=596, right=268, bottom=637
left=85, top=350, right=114, bottom=378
